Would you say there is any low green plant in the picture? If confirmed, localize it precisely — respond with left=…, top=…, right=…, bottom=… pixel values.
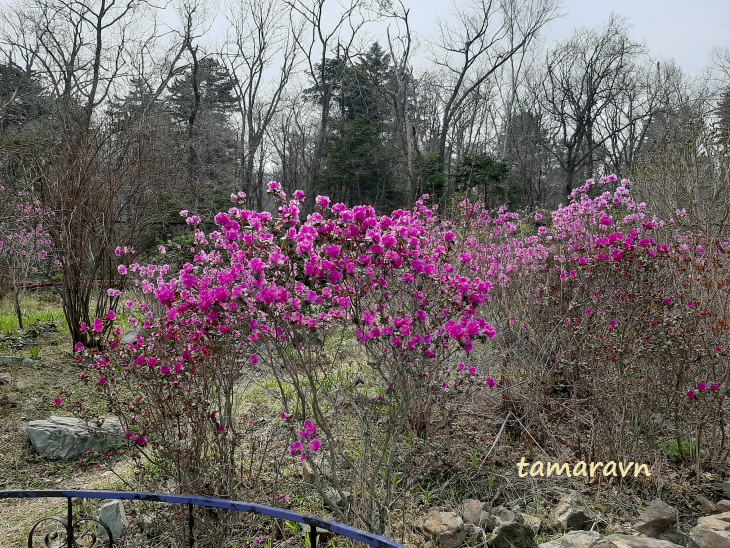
left=28, top=347, right=41, bottom=359
left=660, top=439, right=695, bottom=463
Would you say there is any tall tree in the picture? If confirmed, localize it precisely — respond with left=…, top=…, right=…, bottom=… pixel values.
left=537, top=16, right=647, bottom=197
left=223, top=0, right=300, bottom=210
left=428, top=0, right=558, bottom=196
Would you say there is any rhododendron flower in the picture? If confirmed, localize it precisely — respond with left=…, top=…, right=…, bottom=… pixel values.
left=711, top=383, right=721, bottom=392
left=104, top=310, right=115, bottom=321
left=117, top=265, right=127, bottom=275
left=92, top=318, right=104, bottom=333
left=280, top=412, right=292, bottom=421
left=52, top=398, right=62, bottom=406
left=250, top=354, right=259, bottom=365
left=99, top=378, right=107, bottom=386
left=687, top=390, right=696, bottom=399
left=308, top=439, right=321, bottom=452
left=289, top=441, right=303, bottom=455
left=135, top=435, right=147, bottom=446
left=486, top=377, right=496, bottom=388
left=697, top=382, right=707, bottom=391
left=160, top=365, right=171, bottom=376
left=300, top=420, right=317, bottom=439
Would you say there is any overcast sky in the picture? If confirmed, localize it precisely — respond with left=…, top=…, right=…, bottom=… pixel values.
left=0, top=0, right=727, bottom=77
left=403, top=0, right=730, bottom=76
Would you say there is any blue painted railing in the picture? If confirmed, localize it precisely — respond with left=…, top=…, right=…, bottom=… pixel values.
left=0, top=490, right=408, bottom=547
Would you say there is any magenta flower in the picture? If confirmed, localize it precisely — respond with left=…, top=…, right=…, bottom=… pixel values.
left=698, top=382, right=707, bottom=391
left=486, top=377, right=496, bottom=388
left=52, top=398, right=62, bottom=406
left=92, top=318, right=104, bottom=332
left=308, top=439, right=321, bottom=452
left=160, top=365, right=171, bottom=376
left=687, top=390, right=696, bottom=399
left=117, top=264, right=127, bottom=275
left=135, top=435, right=148, bottom=446
left=99, top=378, right=107, bottom=387
left=104, top=310, right=115, bottom=321
left=250, top=354, right=259, bottom=365
left=289, top=441, right=303, bottom=455
left=711, top=383, right=721, bottom=392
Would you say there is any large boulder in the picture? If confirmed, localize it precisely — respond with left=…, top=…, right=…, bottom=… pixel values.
left=416, top=508, right=466, bottom=548
left=25, top=416, right=124, bottom=460
left=634, top=500, right=677, bottom=538
left=553, top=492, right=593, bottom=532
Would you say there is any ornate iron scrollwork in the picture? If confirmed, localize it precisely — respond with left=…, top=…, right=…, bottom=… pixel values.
left=28, top=515, right=113, bottom=547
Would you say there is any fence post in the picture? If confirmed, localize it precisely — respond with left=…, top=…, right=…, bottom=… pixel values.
left=66, top=497, right=74, bottom=548
left=188, top=502, right=195, bottom=547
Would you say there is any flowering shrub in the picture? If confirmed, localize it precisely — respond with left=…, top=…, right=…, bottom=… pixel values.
left=0, top=187, right=56, bottom=328
left=70, top=175, right=730, bottom=542
left=458, top=175, right=729, bottom=467
left=73, top=184, right=498, bottom=532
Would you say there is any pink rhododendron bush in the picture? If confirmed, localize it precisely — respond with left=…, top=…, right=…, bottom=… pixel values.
left=72, top=182, right=499, bottom=534
left=460, top=175, right=728, bottom=467
left=70, top=176, right=729, bottom=539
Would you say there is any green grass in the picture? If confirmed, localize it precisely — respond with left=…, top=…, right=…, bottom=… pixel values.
left=0, top=294, right=66, bottom=334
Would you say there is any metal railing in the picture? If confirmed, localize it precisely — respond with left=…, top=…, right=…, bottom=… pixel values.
left=0, top=490, right=407, bottom=548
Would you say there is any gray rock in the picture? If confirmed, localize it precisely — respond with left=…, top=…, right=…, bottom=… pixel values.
left=0, top=357, right=24, bottom=366
left=553, top=492, right=593, bottom=532
left=121, top=328, right=140, bottom=345
left=492, top=506, right=524, bottom=527
left=723, top=481, right=730, bottom=500
left=98, top=500, right=128, bottom=541
left=491, top=521, right=535, bottom=548
left=0, top=371, right=11, bottom=384
left=604, top=533, right=684, bottom=547
left=696, top=511, right=730, bottom=531
left=635, top=500, right=677, bottom=538
left=538, top=542, right=562, bottom=548
left=25, top=416, right=125, bottom=460
left=463, top=499, right=496, bottom=531
left=559, top=530, right=602, bottom=548
left=695, top=495, right=717, bottom=514
left=716, top=500, right=730, bottom=513
left=688, top=525, right=730, bottom=548
left=416, top=509, right=466, bottom=548
left=322, top=488, right=352, bottom=511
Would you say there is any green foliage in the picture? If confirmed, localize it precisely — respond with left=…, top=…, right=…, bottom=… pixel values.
left=660, top=439, right=695, bottom=463
left=453, top=153, right=514, bottom=207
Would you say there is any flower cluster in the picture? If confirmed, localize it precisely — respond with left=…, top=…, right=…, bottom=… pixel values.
left=289, top=420, right=321, bottom=461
